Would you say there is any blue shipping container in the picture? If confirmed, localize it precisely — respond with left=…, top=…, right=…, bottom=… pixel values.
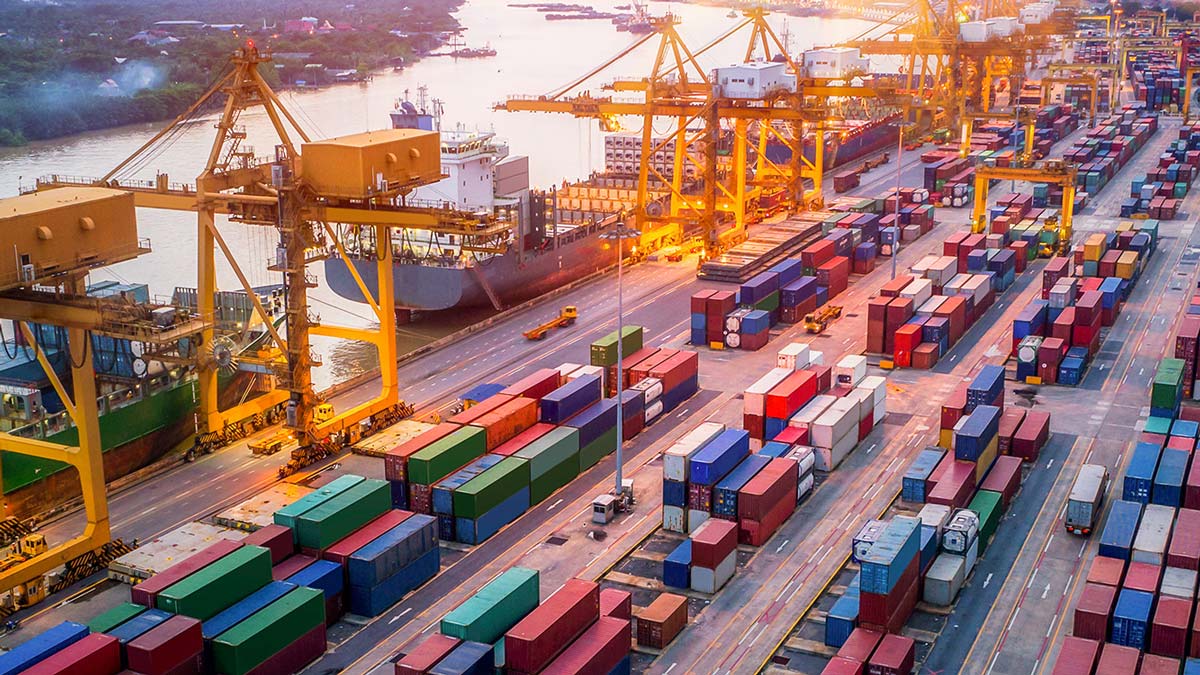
left=767, top=259, right=804, bottom=286
left=107, top=609, right=171, bottom=644
left=429, top=639, right=493, bottom=675
left=565, top=399, right=618, bottom=448
left=663, top=479, right=687, bottom=508
left=1124, top=442, right=1162, bottom=503
left=1172, top=418, right=1199, bottom=438
left=1152, top=448, right=1188, bottom=508
left=285, top=559, right=343, bottom=600
left=659, top=374, right=699, bottom=415
left=902, top=448, right=945, bottom=503
left=664, top=539, right=691, bottom=589
left=781, top=277, right=818, bottom=308
left=202, top=581, right=296, bottom=639
left=954, top=405, right=1001, bottom=462
left=348, top=547, right=440, bottom=617
left=966, top=366, right=1005, bottom=411
left=824, top=593, right=859, bottom=648
left=460, top=384, right=505, bottom=405
left=860, top=516, right=921, bottom=595
left=539, top=375, right=602, bottom=424
left=433, top=455, right=505, bottom=516
left=919, top=527, right=938, bottom=573
left=741, top=310, right=771, bottom=335
left=1099, top=500, right=1143, bottom=560
left=1110, top=589, right=1154, bottom=650
left=0, top=622, right=89, bottom=675
left=689, top=429, right=751, bottom=485
left=348, top=513, right=438, bottom=588
left=455, top=486, right=531, bottom=545
left=740, top=272, right=780, bottom=305
left=713, top=454, right=771, bottom=519
left=758, top=441, right=791, bottom=459
left=608, top=655, right=632, bottom=675
left=390, top=480, right=409, bottom=511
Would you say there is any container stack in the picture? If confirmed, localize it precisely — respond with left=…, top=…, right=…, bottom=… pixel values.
left=1061, top=106, right=1158, bottom=200
left=634, top=593, right=688, bottom=650
left=686, top=429, right=751, bottom=532
left=690, top=289, right=736, bottom=347
left=590, top=326, right=644, bottom=396
left=689, top=519, right=738, bottom=594
left=823, top=630, right=917, bottom=675
left=824, top=573, right=862, bottom=647
left=858, top=516, right=922, bottom=633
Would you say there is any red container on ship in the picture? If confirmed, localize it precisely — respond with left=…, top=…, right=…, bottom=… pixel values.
left=837, top=628, right=883, bottom=663
left=600, top=588, right=632, bottom=620
left=1094, top=643, right=1140, bottom=675
left=324, top=510, right=412, bottom=566
left=737, top=458, right=799, bottom=546
left=997, top=408, right=1026, bottom=455
left=1051, top=636, right=1100, bottom=675
left=385, top=422, right=460, bottom=481
left=927, top=461, right=977, bottom=509
left=1167, top=508, right=1200, bottom=570
left=501, top=368, right=562, bottom=400
left=1072, top=583, right=1115, bottom=641
left=1011, top=411, right=1050, bottom=461
left=22, top=634, right=121, bottom=675
left=766, top=370, right=818, bottom=420
left=1086, top=556, right=1125, bottom=587
left=691, top=519, right=738, bottom=569
left=1150, top=596, right=1192, bottom=658
left=542, top=617, right=630, bottom=675
left=396, top=634, right=461, bottom=675
left=126, top=616, right=202, bottom=675
left=866, top=634, right=915, bottom=675
left=506, top=579, right=600, bottom=674
left=979, top=455, right=1022, bottom=508
left=242, top=524, right=294, bottom=565
left=131, top=539, right=242, bottom=608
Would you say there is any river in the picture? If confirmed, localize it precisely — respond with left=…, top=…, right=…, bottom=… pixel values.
left=0, top=0, right=880, bottom=387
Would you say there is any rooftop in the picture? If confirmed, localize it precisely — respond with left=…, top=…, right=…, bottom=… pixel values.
left=0, top=187, right=130, bottom=219
left=306, top=128, right=435, bottom=149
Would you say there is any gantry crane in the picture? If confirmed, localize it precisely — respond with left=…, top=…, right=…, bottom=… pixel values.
left=1047, top=62, right=1121, bottom=112
left=1040, top=73, right=1100, bottom=124
left=1182, top=66, right=1200, bottom=121
left=34, top=45, right=490, bottom=462
left=957, top=107, right=1039, bottom=162
left=972, top=159, right=1077, bottom=256
left=497, top=9, right=900, bottom=257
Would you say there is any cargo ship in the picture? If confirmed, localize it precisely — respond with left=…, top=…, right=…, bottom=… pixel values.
left=322, top=98, right=900, bottom=311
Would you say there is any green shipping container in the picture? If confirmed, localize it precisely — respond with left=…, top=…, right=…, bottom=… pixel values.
left=530, top=452, right=578, bottom=505
left=590, top=326, right=644, bottom=368
left=274, top=474, right=365, bottom=537
left=754, top=291, right=780, bottom=313
left=1144, top=416, right=1174, bottom=436
left=441, top=566, right=539, bottom=644
left=453, top=457, right=531, bottom=519
left=408, top=426, right=487, bottom=486
left=1152, top=359, right=1185, bottom=410
left=88, top=602, right=145, bottom=633
left=295, top=479, right=389, bottom=550
left=968, top=490, right=1003, bottom=554
left=211, top=586, right=325, bottom=675
left=513, top=426, right=579, bottom=480
left=157, top=545, right=272, bottom=620
left=579, top=427, right=618, bottom=473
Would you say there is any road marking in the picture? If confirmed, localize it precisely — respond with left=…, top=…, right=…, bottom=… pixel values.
left=776, top=580, right=795, bottom=602
left=1046, top=458, right=1055, bottom=469
left=665, top=664, right=677, bottom=675
left=1008, top=607, right=1021, bottom=631
left=587, top=553, right=601, bottom=566
left=387, top=608, right=411, bottom=624
left=1046, top=615, right=1056, bottom=637
left=546, top=498, right=563, bottom=511
left=1030, top=659, right=1040, bottom=675
left=866, top=443, right=877, bottom=454
left=1041, top=583, right=1051, bottom=599
left=986, top=654, right=1000, bottom=675
left=1078, top=541, right=1086, bottom=557
left=776, top=539, right=790, bottom=554
left=983, top=572, right=993, bottom=588
left=1028, top=568, right=1039, bottom=588
left=1139, top=367, right=1144, bottom=376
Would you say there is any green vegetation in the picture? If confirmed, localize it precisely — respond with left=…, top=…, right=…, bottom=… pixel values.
left=0, top=0, right=461, bottom=145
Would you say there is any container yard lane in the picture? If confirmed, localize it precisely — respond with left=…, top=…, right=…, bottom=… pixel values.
left=925, top=117, right=1200, bottom=675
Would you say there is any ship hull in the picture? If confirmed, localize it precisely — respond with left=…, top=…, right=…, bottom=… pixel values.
left=766, top=114, right=902, bottom=170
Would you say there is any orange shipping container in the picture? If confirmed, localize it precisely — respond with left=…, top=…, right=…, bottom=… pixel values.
left=470, top=396, right=538, bottom=450
left=448, top=393, right=515, bottom=425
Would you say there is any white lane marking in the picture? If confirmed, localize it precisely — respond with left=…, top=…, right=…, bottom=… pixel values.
left=776, top=580, right=795, bottom=602
left=866, top=443, right=877, bottom=454
left=1028, top=568, right=1039, bottom=588
left=1030, top=659, right=1040, bottom=675
left=665, top=664, right=677, bottom=675
left=1041, top=583, right=1051, bottom=600
left=546, top=498, right=564, bottom=511
left=1046, top=458, right=1055, bottom=469
left=776, top=539, right=790, bottom=554
left=1046, top=615, right=1057, bottom=637
left=983, top=572, right=994, bottom=588
left=1008, top=607, right=1021, bottom=631
left=388, top=607, right=412, bottom=624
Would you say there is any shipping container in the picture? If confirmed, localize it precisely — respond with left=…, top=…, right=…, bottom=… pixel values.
left=1073, top=583, right=1115, bottom=641
left=201, top=581, right=296, bottom=640
left=441, top=567, right=539, bottom=644
left=505, top=579, right=599, bottom=673
left=295, top=479, right=390, bottom=551
left=323, top=509, right=412, bottom=566
left=126, top=615, right=202, bottom=675
left=541, top=616, right=629, bottom=675
left=156, top=545, right=272, bottom=621
left=428, top=640, right=491, bottom=675
left=1051, top=636, right=1100, bottom=675
left=689, top=430, right=751, bottom=485
left=131, top=539, right=243, bottom=608
left=209, top=586, right=325, bottom=675
left=19, top=634, right=120, bottom=675
left=1099, top=500, right=1143, bottom=560
left=242, top=524, right=294, bottom=565
left=634, top=593, right=687, bottom=650
left=395, top=634, right=461, bottom=675
left=88, top=603, right=145, bottom=634
left=274, top=475, right=366, bottom=534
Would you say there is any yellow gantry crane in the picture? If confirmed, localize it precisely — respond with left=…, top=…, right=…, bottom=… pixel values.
left=34, top=45, right=491, bottom=461
left=972, top=159, right=1077, bottom=255
left=1040, top=73, right=1100, bottom=124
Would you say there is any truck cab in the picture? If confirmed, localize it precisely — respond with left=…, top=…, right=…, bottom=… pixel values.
left=1066, top=463, right=1109, bottom=535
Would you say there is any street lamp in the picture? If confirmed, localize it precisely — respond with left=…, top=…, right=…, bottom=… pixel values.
left=891, top=121, right=916, bottom=279
left=599, top=214, right=640, bottom=499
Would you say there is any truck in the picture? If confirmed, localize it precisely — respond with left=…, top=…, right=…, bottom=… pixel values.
left=1066, top=463, right=1109, bottom=535
left=523, top=306, right=578, bottom=341
left=805, top=305, right=843, bottom=334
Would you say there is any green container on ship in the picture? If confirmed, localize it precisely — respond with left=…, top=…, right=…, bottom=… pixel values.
left=754, top=291, right=780, bottom=313
left=530, top=453, right=578, bottom=504
left=274, top=474, right=365, bottom=537
left=1152, top=358, right=1185, bottom=411
left=211, top=586, right=325, bottom=675
left=590, top=326, right=644, bottom=368
left=1144, top=416, right=1173, bottom=436
left=157, top=545, right=272, bottom=620
left=294, top=478, right=389, bottom=550
left=408, top=426, right=486, bottom=486
left=441, top=566, right=539, bottom=644
left=513, top=426, right=579, bottom=480
left=579, top=427, right=618, bottom=472
left=453, top=457, right=531, bottom=520
left=968, top=490, right=1003, bottom=554
left=88, top=602, right=145, bottom=633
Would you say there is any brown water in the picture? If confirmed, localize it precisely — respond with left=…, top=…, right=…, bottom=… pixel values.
left=0, top=0, right=879, bottom=386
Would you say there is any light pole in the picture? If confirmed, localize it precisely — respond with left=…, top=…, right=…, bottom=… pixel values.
left=600, top=214, right=640, bottom=498
left=892, top=122, right=911, bottom=279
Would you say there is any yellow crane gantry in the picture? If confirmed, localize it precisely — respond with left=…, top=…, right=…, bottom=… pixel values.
left=972, top=159, right=1077, bottom=255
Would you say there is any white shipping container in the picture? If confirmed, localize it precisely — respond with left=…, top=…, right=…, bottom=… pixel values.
left=798, top=472, right=815, bottom=501
left=633, top=377, right=663, bottom=402
left=910, top=255, right=936, bottom=277
left=786, top=445, right=816, bottom=476
left=814, top=429, right=857, bottom=471
left=930, top=257, right=958, bottom=287
left=777, top=342, right=811, bottom=370
left=570, top=365, right=605, bottom=391
left=872, top=401, right=887, bottom=426
left=1161, top=567, right=1197, bottom=599
left=856, top=375, right=888, bottom=405
left=916, top=296, right=946, bottom=317
left=943, top=274, right=971, bottom=295
left=802, top=47, right=870, bottom=79
left=557, top=363, right=583, bottom=379
left=790, top=395, right=837, bottom=427
left=745, top=367, right=795, bottom=416
left=644, top=400, right=664, bottom=424
left=901, top=278, right=933, bottom=308
left=834, top=355, right=868, bottom=387
left=687, top=508, right=710, bottom=534
left=808, top=350, right=825, bottom=365
left=830, top=393, right=861, bottom=420
left=964, top=275, right=990, bottom=305
left=715, top=62, right=794, bottom=99
left=690, top=549, right=736, bottom=593
left=1132, top=505, right=1175, bottom=566
left=848, top=389, right=874, bottom=423
left=960, top=20, right=990, bottom=42
left=985, top=234, right=1005, bottom=250
left=663, top=505, right=687, bottom=533
left=663, top=422, right=726, bottom=481
left=923, top=553, right=966, bottom=606
left=918, top=503, right=953, bottom=533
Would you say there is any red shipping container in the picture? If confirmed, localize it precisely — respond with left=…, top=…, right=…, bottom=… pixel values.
left=859, top=556, right=918, bottom=629
left=1140, top=655, right=1182, bottom=675
left=997, top=408, right=1026, bottom=455
left=933, top=296, right=968, bottom=345
left=706, top=290, right=737, bottom=318
left=323, top=509, right=412, bottom=566
left=1086, top=556, right=1125, bottom=587
left=494, top=423, right=556, bottom=458
left=242, top=524, right=294, bottom=565
left=506, top=579, right=600, bottom=673
left=766, top=370, right=818, bottom=420
left=1123, top=562, right=1161, bottom=594
left=811, top=365, right=833, bottom=392
left=886, top=297, right=915, bottom=326
left=1192, top=601, right=1200, bottom=657
left=629, top=348, right=677, bottom=385
left=941, top=385, right=968, bottom=430
left=744, top=414, right=765, bottom=440
left=1150, top=595, right=1192, bottom=658
left=738, top=458, right=799, bottom=524
left=1168, top=508, right=1200, bottom=570
left=1051, top=308, right=1076, bottom=342
left=927, top=461, right=977, bottom=508
left=823, top=657, right=866, bottom=675
left=691, top=519, right=738, bottom=569
left=272, top=554, right=315, bottom=582
left=22, top=634, right=120, bottom=675
left=501, top=368, right=562, bottom=400
left=1143, top=432, right=1169, bottom=448
left=635, top=593, right=687, bottom=649
left=1167, top=435, right=1196, bottom=453
left=649, top=351, right=699, bottom=393
left=1187, top=459, right=1200, bottom=510
left=1094, top=643, right=1140, bottom=675
left=802, top=240, right=835, bottom=269
left=893, top=325, right=922, bottom=367
left=395, top=634, right=461, bottom=675
left=837, top=628, right=883, bottom=663
left=1051, top=636, right=1100, bottom=675
left=866, top=634, right=916, bottom=675
left=127, top=616, right=202, bottom=675
left=244, top=623, right=325, bottom=675
left=687, top=483, right=712, bottom=512
left=542, top=616, right=630, bottom=675
left=739, top=486, right=796, bottom=547
left=979, top=455, right=1022, bottom=508
left=132, top=539, right=242, bottom=608
left=471, top=396, right=539, bottom=450
left=448, top=393, right=514, bottom=425
left=691, top=289, right=716, bottom=313
left=942, top=232, right=967, bottom=257
left=1012, top=411, right=1051, bottom=462
left=880, top=275, right=914, bottom=298
left=775, top=425, right=807, bottom=445
left=600, top=588, right=632, bottom=620
left=1072, top=583, right=1115, bottom=641
left=385, top=423, right=461, bottom=482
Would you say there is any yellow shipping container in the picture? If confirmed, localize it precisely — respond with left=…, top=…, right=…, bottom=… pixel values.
left=972, top=437, right=999, bottom=483
left=1083, top=233, right=1107, bottom=261
left=1116, top=250, right=1139, bottom=279
left=938, top=428, right=954, bottom=450
left=1116, top=221, right=1133, bottom=233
